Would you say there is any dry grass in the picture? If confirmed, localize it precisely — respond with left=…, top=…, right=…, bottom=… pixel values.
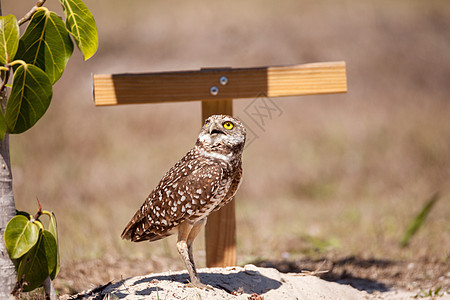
left=2, top=0, right=449, bottom=294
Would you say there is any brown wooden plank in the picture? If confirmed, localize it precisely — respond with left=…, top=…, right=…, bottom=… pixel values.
left=267, top=63, right=347, bottom=97
left=93, top=61, right=347, bottom=106
left=202, top=100, right=237, bottom=267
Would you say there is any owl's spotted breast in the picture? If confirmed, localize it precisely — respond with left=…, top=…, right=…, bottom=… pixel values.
left=121, top=145, right=241, bottom=242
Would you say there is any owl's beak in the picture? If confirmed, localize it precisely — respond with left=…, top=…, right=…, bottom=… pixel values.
left=209, top=123, right=224, bottom=135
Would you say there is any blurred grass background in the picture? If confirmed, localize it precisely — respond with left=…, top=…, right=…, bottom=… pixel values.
left=2, top=0, right=450, bottom=291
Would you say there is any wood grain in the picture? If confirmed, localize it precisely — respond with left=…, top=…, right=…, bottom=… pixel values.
left=93, top=61, right=347, bottom=106
left=202, top=100, right=237, bottom=267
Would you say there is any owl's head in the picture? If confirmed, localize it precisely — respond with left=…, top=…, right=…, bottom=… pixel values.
left=197, top=115, right=246, bottom=153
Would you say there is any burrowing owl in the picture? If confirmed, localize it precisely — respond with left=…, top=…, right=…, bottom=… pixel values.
left=122, top=115, right=246, bottom=288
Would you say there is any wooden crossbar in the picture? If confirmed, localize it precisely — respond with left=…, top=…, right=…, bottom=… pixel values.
left=93, top=61, right=347, bottom=106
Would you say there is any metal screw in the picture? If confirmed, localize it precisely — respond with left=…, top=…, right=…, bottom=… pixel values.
left=210, top=86, right=219, bottom=96
left=219, top=76, right=228, bottom=86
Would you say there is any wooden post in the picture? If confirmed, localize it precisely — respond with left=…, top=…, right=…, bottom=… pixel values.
left=201, top=100, right=236, bottom=267
left=92, top=61, right=347, bottom=268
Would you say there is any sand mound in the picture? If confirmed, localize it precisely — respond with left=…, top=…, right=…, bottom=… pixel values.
left=66, top=264, right=417, bottom=299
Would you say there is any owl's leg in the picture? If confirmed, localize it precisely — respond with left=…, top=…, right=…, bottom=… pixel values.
left=176, top=220, right=208, bottom=289
left=187, top=218, right=207, bottom=282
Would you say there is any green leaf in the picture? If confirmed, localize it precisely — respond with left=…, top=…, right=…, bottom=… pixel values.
left=59, top=0, right=98, bottom=60
left=0, top=110, right=6, bottom=141
left=4, top=215, right=40, bottom=259
left=16, top=210, right=33, bottom=218
left=41, top=230, right=57, bottom=277
left=5, top=63, right=52, bottom=133
left=16, top=7, right=74, bottom=84
left=17, top=233, right=49, bottom=292
left=400, top=193, right=439, bottom=247
left=46, top=212, right=58, bottom=244
left=0, top=15, right=19, bottom=64
left=47, top=212, right=60, bottom=279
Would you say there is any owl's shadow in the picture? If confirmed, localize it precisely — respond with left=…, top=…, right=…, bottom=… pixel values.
left=106, top=270, right=282, bottom=298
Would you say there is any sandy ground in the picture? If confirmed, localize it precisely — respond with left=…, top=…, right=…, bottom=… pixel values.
left=62, top=265, right=427, bottom=300
left=55, top=255, right=449, bottom=297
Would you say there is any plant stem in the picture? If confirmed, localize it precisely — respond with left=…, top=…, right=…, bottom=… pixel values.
left=0, top=58, right=16, bottom=300
left=0, top=4, right=17, bottom=297
left=0, top=135, right=16, bottom=300
left=43, top=276, right=57, bottom=300
left=18, top=0, right=46, bottom=26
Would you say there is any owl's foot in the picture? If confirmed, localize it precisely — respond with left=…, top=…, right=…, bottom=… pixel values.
left=188, top=279, right=211, bottom=290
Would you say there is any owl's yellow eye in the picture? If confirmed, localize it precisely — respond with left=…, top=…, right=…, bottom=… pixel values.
left=223, top=121, right=234, bottom=130
left=204, top=120, right=210, bottom=127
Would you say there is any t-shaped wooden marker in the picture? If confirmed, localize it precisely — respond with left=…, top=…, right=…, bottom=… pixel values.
left=93, top=61, right=347, bottom=267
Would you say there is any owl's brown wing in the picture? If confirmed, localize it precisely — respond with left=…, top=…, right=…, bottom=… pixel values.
left=121, top=159, right=227, bottom=242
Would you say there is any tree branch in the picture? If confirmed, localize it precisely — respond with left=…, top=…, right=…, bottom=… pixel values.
left=17, top=0, right=46, bottom=26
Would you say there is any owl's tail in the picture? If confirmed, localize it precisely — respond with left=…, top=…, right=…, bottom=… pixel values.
left=121, top=222, right=136, bottom=241
left=121, top=217, right=172, bottom=243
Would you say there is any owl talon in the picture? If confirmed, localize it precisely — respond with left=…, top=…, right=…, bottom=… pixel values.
left=189, top=280, right=211, bottom=290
